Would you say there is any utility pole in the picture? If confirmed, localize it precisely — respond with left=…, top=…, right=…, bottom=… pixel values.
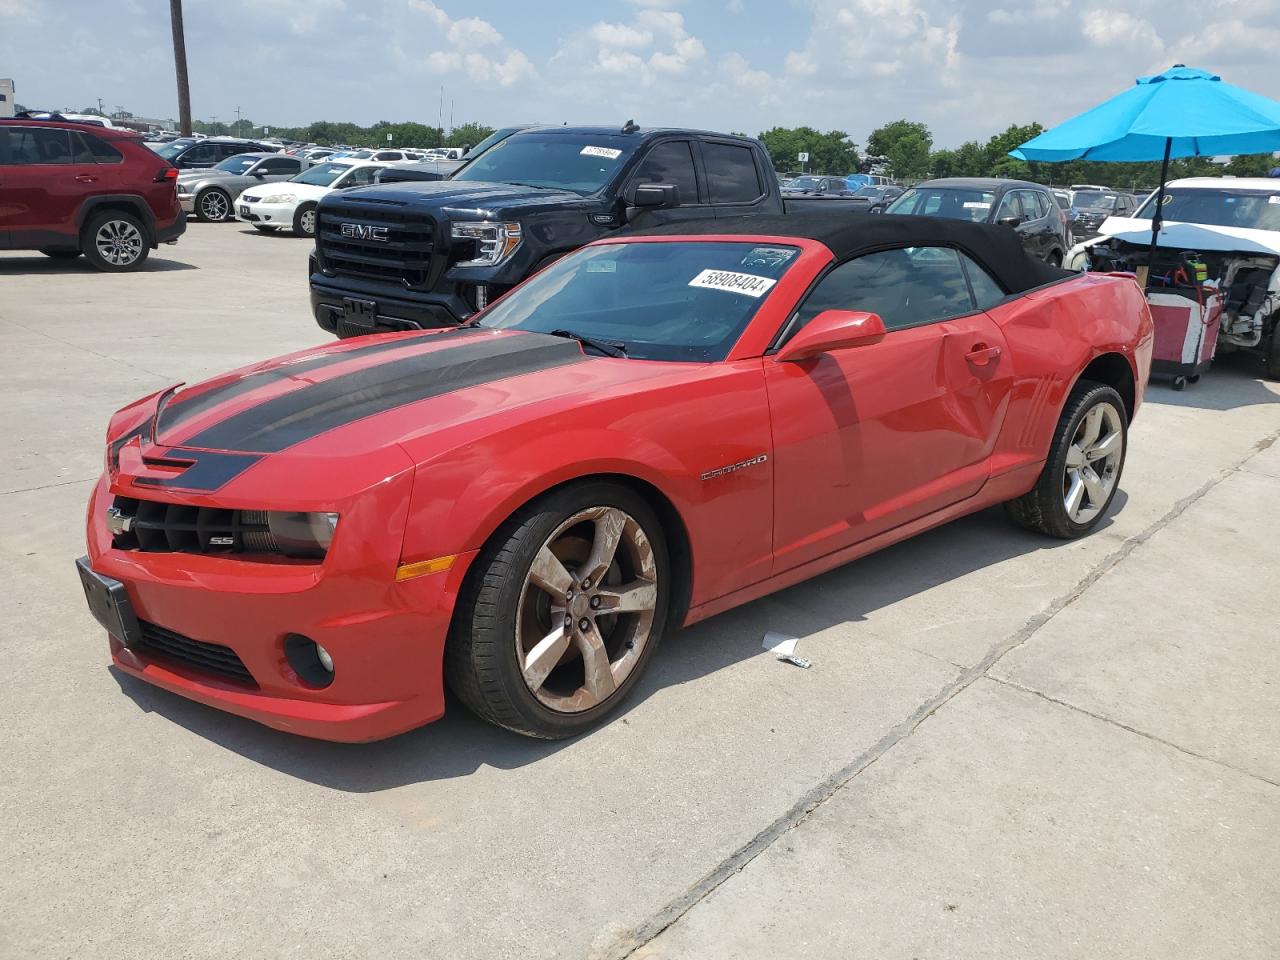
left=97, top=97, right=105, bottom=115
left=235, top=105, right=241, bottom=135
left=169, top=0, right=192, bottom=135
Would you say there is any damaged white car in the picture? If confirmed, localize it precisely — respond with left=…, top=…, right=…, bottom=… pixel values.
left=1067, top=177, right=1280, bottom=379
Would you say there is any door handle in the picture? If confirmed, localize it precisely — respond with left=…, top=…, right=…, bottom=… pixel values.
left=75, top=174, right=99, bottom=183
left=965, top=343, right=1002, bottom=365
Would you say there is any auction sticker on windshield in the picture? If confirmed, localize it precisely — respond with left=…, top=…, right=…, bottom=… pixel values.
left=581, top=146, right=623, bottom=160
left=688, top=269, right=777, bottom=298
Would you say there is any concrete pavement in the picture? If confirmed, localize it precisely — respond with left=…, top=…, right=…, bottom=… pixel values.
left=1, top=225, right=1277, bottom=959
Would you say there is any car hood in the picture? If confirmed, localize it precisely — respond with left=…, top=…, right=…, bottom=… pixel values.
left=247, top=180, right=332, bottom=200
left=111, top=329, right=684, bottom=503
left=1098, top=216, right=1280, bottom=257
left=177, top=168, right=235, bottom=182
left=331, top=180, right=592, bottom=216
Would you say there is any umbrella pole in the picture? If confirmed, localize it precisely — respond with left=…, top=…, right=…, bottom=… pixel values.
left=1144, top=136, right=1172, bottom=290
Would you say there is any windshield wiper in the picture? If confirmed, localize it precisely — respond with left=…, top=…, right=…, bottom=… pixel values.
left=548, top=328, right=628, bottom=358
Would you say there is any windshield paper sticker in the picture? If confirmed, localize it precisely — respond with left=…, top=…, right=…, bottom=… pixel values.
left=1270, top=196, right=1280, bottom=204
left=581, top=146, right=622, bottom=160
left=586, top=260, right=617, bottom=273
left=963, top=201, right=991, bottom=209
left=689, top=269, right=777, bottom=298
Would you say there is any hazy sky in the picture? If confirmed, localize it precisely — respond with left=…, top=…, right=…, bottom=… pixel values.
left=3, top=0, right=1278, bottom=147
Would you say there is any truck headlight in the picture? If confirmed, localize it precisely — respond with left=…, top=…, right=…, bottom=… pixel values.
left=451, top=221, right=522, bottom=267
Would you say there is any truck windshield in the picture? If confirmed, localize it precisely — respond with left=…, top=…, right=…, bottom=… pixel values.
left=1134, top=188, right=1280, bottom=232
left=476, top=241, right=801, bottom=362
left=451, top=134, right=636, bottom=195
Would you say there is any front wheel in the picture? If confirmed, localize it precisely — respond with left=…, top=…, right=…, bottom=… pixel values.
left=445, top=482, right=669, bottom=738
left=1004, top=381, right=1127, bottom=539
left=293, top=203, right=317, bottom=237
left=195, top=188, right=232, bottom=223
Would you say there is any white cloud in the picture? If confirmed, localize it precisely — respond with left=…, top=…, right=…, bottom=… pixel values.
left=589, top=22, right=654, bottom=48
left=1081, top=10, right=1164, bottom=50
left=408, top=0, right=534, bottom=86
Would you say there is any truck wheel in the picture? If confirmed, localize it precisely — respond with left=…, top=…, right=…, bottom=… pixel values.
left=80, top=211, right=150, bottom=272
left=1004, top=381, right=1127, bottom=539
left=445, top=481, right=669, bottom=739
left=39, top=249, right=82, bottom=260
left=195, top=188, right=232, bottom=223
left=293, top=204, right=318, bottom=237
left=1265, top=322, right=1280, bottom=381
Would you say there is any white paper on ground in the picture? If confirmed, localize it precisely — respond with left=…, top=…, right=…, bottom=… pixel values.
left=762, top=632, right=812, bottom=668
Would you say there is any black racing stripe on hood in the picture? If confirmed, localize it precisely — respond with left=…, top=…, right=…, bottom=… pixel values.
left=181, top=333, right=586, bottom=454
left=156, top=329, right=484, bottom=435
left=132, top=450, right=264, bottom=492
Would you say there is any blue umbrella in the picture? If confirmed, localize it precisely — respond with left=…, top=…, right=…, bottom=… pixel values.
left=1010, top=65, right=1280, bottom=276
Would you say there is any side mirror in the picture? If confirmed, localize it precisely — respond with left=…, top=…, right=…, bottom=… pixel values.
left=775, top=310, right=887, bottom=362
left=997, top=215, right=1023, bottom=228
left=250, top=168, right=267, bottom=178
left=632, top=183, right=680, bottom=209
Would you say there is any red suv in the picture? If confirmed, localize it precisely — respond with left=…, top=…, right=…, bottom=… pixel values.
left=0, top=115, right=186, bottom=271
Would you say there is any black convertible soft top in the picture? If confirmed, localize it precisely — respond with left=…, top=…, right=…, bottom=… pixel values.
left=625, top=214, right=1072, bottom=295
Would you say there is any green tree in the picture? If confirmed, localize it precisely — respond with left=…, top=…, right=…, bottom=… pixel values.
left=867, top=120, right=932, bottom=180
left=1224, top=153, right=1277, bottom=177
left=758, top=126, right=858, bottom=175
left=447, top=122, right=494, bottom=150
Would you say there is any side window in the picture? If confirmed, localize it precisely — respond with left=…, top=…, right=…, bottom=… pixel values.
left=630, top=140, right=699, bottom=205
left=183, top=143, right=219, bottom=164
left=262, top=157, right=300, bottom=173
left=81, top=132, right=123, bottom=163
left=1027, top=191, right=1050, bottom=219
left=219, top=144, right=248, bottom=160
left=340, top=166, right=376, bottom=188
left=9, top=128, right=77, bottom=164
left=959, top=253, right=1007, bottom=309
left=994, top=192, right=1022, bottom=222
left=788, top=246, right=976, bottom=337
left=702, top=142, right=763, bottom=204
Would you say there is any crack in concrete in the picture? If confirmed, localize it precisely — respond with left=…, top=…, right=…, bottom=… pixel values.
left=602, top=421, right=1280, bottom=960
left=0, top=477, right=98, bottom=498
left=988, top=676, right=1280, bottom=789
left=0, top=315, right=175, bottom=382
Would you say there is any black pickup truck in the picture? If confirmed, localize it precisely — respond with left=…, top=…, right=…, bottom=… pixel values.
left=309, top=123, right=865, bottom=337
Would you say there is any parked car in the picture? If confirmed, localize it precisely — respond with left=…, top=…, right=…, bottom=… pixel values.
left=0, top=116, right=185, bottom=270
left=1069, top=188, right=1139, bottom=241
left=887, top=177, right=1070, bottom=264
left=846, top=184, right=903, bottom=213
left=177, top=152, right=306, bottom=222
left=236, top=160, right=389, bottom=236
left=782, top=175, right=854, bottom=197
left=1068, top=177, right=1280, bottom=378
left=80, top=215, right=1150, bottom=741
left=311, top=123, right=871, bottom=337
left=152, top=137, right=277, bottom=170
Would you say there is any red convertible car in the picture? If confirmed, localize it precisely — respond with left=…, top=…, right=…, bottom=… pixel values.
left=79, top=215, right=1153, bottom=741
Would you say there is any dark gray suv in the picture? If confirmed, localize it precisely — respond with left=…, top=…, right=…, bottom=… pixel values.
left=887, top=177, right=1070, bottom=265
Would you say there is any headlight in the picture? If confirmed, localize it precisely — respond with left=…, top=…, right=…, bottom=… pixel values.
left=262, top=194, right=296, bottom=204
left=451, top=221, right=522, bottom=267
left=267, top=512, right=340, bottom=559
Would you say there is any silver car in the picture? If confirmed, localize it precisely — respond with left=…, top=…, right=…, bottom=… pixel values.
left=177, top=153, right=305, bottom=223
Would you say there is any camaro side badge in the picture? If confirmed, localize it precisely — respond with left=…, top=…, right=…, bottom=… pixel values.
left=341, top=223, right=389, bottom=242
left=701, top=454, right=768, bottom=481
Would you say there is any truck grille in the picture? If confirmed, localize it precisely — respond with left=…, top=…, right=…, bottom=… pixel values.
left=317, top=200, right=436, bottom=287
left=137, top=619, right=256, bottom=686
left=110, top=496, right=281, bottom=555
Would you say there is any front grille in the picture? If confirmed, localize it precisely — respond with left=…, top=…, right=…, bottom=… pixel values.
left=110, top=496, right=280, bottom=555
left=317, top=201, right=436, bottom=287
left=137, top=620, right=256, bottom=686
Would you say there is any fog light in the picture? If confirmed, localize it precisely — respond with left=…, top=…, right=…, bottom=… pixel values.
left=284, top=633, right=334, bottom=687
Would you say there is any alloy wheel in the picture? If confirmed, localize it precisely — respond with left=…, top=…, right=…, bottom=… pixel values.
left=515, top=506, right=659, bottom=713
left=94, top=220, right=144, bottom=266
left=300, top=208, right=317, bottom=235
left=1063, top=401, right=1123, bottom=524
left=200, top=191, right=229, bottom=221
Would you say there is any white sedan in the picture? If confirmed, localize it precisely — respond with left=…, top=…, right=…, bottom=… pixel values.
left=235, top=160, right=389, bottom=237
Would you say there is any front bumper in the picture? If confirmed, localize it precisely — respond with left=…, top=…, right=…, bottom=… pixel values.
left=237, top=199, right=296, bottom=228
left=84, top=476, right=475, bottom=742
left=177, top=194, right=196, bottom=214
left=310, top=268, right=469, bottom=338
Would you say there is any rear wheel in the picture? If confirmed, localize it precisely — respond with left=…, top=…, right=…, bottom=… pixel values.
left=445, top=482, right=669, bottom=739
left=39, top=248, right=82, bottom=260
left=80, top=211, right=149, bottom=272
left=1005, top=381, right=1127, bottom=539
left=195, top=188, right=231, bottom=223
left=293, top=203, right=317, bottom=237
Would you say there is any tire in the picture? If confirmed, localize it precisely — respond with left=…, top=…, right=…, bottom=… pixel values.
left=445, top=481, right=670, bottom=739
left=194, top=188, right=231, bottom=223
left=293, top=203, right=317, bottom=237
left=80, top=211, right=150, bottom=272
left=39, top=249, right=82, bottom=260
left=1004, top=380, right=1127, bottom=539
left=1265, top=322, right=1280, bottom=381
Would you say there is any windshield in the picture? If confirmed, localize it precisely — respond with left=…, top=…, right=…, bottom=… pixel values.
left=786, top=176, right=822, bottom=191
left=452, top=134, right=636, bottom=194
left=887, top=187, right=996, bottom=222
left=1074, top=191, right=1117, bottom=211
left=155, top=140, right=195, bottom=159
left=291, top=162, right=352, bottom=186
left=1134, top=188, right=1280, bottom=232
left=346, top=150, right=373, bottom=159
left=853, top=186, right=880, bottom=198
left=463, top=126, right=520, bottom=158
left=214, top=155, right=259, bottom=174
left=477, top=241, right=801, bottom=361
